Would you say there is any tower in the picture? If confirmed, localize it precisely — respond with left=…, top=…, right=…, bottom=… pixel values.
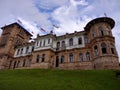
left=85, top=17, right=119, bottom=69
left=0, top=23, right=32, bottom=69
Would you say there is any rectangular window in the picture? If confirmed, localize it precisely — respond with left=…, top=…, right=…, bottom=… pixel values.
left=43, top=40, right=45, bottom=46
left=0, top=35, right=8, bottom=47
left=25, top=46, right=29, bottom=54
left=48, top=39, right=50, bottom=44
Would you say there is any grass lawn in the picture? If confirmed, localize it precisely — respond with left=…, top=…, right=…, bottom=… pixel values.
left=0, top=69, right=120, bottom=90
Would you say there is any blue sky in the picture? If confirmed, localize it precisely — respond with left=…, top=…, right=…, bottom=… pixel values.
left=0, top=0, right=120, bottom=60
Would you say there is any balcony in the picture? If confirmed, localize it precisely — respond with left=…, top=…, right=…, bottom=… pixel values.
left=55, top=46, right=66, bottom=51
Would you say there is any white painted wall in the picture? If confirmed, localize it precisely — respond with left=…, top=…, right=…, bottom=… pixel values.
left=15, top=34, right=86, bottom=56
left=14, top=45, right=33, bottom=57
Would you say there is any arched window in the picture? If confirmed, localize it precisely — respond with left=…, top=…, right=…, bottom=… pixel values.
left=106, top=26, right=111, bottom=35
left=56, top=42, right=60, bottom=50
left=94, top=45, right=98, bottom=56
left=92, top=30, right=96, bottom=38
left=98, top=26, right=104, bottom=36
left=62, top=41, right=65, bottom=48
left=36, top=54, right=40, bottom=63
left=61, top=55, right=64, bottom=63
left=42, top=54, right=45, bottom=62
left=79, top=53, right=83, bottom=61
left=110, top=44, right=114, bottom=54
left=23, top=59, right=26, bottom=67
left=86, top=52, right=90, bottom=61
left=17, top=61, right=20, bottom=68
left=69, top=53, right=74, bottom=62
left=69, top=38, right=73, bottom=46
left=78, top=37, right=82, bottom=45
left=101, top=43, right=107, bottom=54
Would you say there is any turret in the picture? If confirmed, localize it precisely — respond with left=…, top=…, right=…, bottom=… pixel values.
left=84, top=17, right=119, bottom=69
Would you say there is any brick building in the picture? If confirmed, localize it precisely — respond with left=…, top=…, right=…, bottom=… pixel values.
left=0, top=17, right=119, bottom=70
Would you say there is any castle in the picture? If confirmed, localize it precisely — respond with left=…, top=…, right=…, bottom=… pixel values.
left=0, top=17, right=119, bottom=70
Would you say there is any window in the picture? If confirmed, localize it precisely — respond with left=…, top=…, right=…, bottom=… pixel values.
left=17, top=61, right=20, bottom=68
left=79, top=53, right=83, bottom=61
left=42, top=54, right=45, bottom=62
left=106, top=26, right=111, bottom=35
left=36, top=41, right=39, bottom=46
left=20, top=48, right=23, bottom=54
left=62, top=41, right=65, bottom=48
left=39, top=41, right=42, bottom=47
left=78, top=37, right=82, bottom=45
left=17, top=49, right=20, bottom=55
left=86, top=52, right=90, bottom=61
left=101, top=43, right=107, bottom=54
left=32, top=46, right=34, bottom=52
left=23, top=59, right=26, bottom=67
left=48, top=39, right=50, bottom=44
left=25, top=46, right=29, bottom=54
left=69, top=53, right=74, bottom=62
left=43, top=40, right=45, bottom=46
left=85, top=36, right=89, bottom=44
left=56, top=42, right=60, bottom=50
left=110, top=44, right=114, bottom=54
left=69, top=38, right=73, bottom=46
left=94, top=45, right=98, bottom=56
left=98, top=26, right=104, bottom=36
left=61, top=55, right=64, bottom=63
left=36, top=54, right=40, bottom=63
left=0, top=35, right=8, bottom=47
left=92, top=30, right=96, bottom=38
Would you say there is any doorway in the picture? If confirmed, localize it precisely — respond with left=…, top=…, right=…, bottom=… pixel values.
left=56, top=56, right=59, bottom=67
left=13, top=61, right=16, bottom=69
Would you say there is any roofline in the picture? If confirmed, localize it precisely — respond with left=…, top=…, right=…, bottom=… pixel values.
left=84, top=17, right=115, bottom=31
left=1, top=22, right=32, bottom=36
left=34, top=30, right=85, bottom=40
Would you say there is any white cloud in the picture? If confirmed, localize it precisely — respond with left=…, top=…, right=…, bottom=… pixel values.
left=0, top=0, right=52, bottom=35
left=51, top=0, right=93, bottom=35
left=70, top=0, right=88, bottom=6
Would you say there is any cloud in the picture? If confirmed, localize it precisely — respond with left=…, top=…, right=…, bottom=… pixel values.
left=51, top=0, right=93, bottom=35
left=34, top=0, right=68, bottom=10
left=0, top=0, right=52, bottom=36
left=70, top=0, right=88, bottom=6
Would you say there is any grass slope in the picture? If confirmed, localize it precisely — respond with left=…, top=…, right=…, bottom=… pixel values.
left=0, top=69, right=120, bottom=90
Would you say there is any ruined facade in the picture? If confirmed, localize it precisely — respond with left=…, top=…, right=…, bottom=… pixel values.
left=0, top=17, right=119, bottom=70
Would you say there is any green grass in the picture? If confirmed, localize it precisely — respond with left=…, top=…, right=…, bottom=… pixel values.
left=0, top=69, right=120, bottom=90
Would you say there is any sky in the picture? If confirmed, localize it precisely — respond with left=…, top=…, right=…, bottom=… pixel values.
left=0, top=0, right=120, bottom=60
